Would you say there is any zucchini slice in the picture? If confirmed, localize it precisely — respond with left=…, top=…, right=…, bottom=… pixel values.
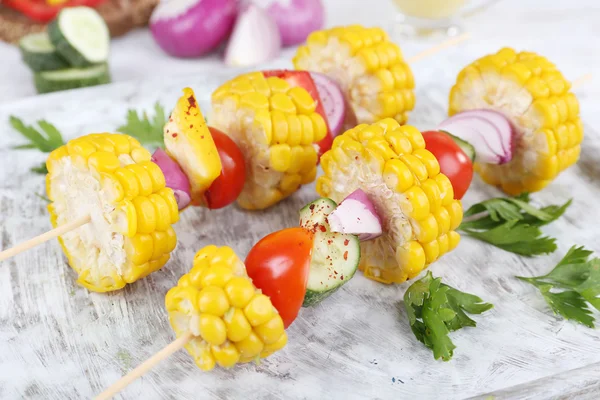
left=19, top=32, right=69, bottom=72
left=48, top=7, right=110, bottom=67
left=34, top=64, right=111, bottom=94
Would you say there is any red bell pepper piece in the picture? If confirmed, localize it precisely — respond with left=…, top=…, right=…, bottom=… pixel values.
left=3, top=0, right=107, bottom=24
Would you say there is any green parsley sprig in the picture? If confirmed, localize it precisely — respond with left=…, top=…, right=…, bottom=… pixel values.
left=458, top=194, right=571, bottom=256
left=9, top=116, right=66, bottom=174
left=404, top=271, right=493, bottom=361
left=517, top=246, right=600, bottom=328
left=116, top=102, right=168, bottom=149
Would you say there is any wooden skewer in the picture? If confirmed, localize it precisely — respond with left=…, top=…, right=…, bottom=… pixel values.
left=95, top=332, right=193, bottom=400
left=0, top=215, right=91, bottom=262
left=406, top=32, right=471, bottom=64
left=571, top=73, right=592, bottom=90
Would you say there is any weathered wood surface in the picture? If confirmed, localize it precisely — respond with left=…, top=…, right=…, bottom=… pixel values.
left=1, top=2, right=600, bottom=399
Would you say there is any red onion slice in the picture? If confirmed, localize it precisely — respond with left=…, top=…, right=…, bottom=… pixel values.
left=151, top=148, right=191, bottom=210
left=328, top=189, right=383, bottom=241
left=310, top=72, right=346, bottom=138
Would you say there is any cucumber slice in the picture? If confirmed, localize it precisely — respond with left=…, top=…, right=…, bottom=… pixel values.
left=300, top=198, right=360, bottom=307
left=19, top=32, right=69, bottom=72
left=442, top=130, right=476, bottom=162
left=34, top=64, right=111, bottom=94
left=48, top=7, right=110, bottom=67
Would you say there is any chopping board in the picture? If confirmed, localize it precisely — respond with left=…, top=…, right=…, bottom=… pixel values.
left=0, top=64, right=599, bottom=399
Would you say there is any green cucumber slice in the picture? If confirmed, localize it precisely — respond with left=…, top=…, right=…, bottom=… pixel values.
left=300, top=198, right=360, bottom=307
left=34, top=64, right=111, bottom=94
left=441, top=130, right=476, bottom=162
left=48, top=7, right=110, bottom=67
left=19, top=32, right=69, bottom=72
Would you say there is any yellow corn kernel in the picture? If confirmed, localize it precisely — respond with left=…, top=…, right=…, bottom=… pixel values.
left=301, top=167, right=318, bottom=185
left=158, top=188, right=179, bottom=224
left=311, top=113, right=328, bottom=142
left=262, top=331, right=288, bottom=355
left=434, top=174, right=455, bottom=206
left=194, top=343, right=217, bottom=372
left=199, top=264, right=234, bottom=288
left=241, top=92, right=269, bottom=110
left=421, top=179, right=442, bottom=213
left=270, top=93, right=296, bottom=114
left=199, top=314, right=227, bottom=346
left=244, top=294, right=274, bottom=326
left=414, top=214, right=439, bottom=244
left=230, top=79, right=255, bottom=94
left=253, top=109, right=273, bottom=146
left=141, top=161, right=167, bottom=193
left=438, top=234, right=450, bottom=256
left=235, top=331, right=264, bottom=358
left=211, top=342, right=240, bottom=368
left=298, top=115, right=314, bottom=145
left=113, top=200, right=137, bottom=237
left=422, top=240, right=440, bottom=264
left=288, top=87, right=316, bottom=114
left=100, top=173, right=125, bottom=203
left=413, top=149, right=441, bottom=178
left=254, top=315, right=285, bottom=345
left=126, top=164, right=153, bottom=196
left=124, top=234, right=153, bottom=265
left=224, top=308, right=252, bottom=342
left=165, top=286, right=200, bottom=313
left=280, top=174, right=302, bottom=193
left=404, top=186, right=430, bottom=221
left=88, top=151, right=120, bottom=173
left=104, top=134, right=131, bottom=154
left=114, top=167, right=139, bottom=199
left=67, top=139, right=96, bottom=159
left=446, top=201, right=464, bottom=231
left=398, top=241, right=426, bottom=279
left=266, top=76, right=290, bottom=93
left=400, top=154, right=428, bottom=182
left=148, top=194, right=171, bottom=232
left=434, top=207, right=452, bottom=236
left=288, top=146, right=305, bottom=174
left=198, top=287, right=230, bottom=316
left=150, top=230, right=167, bottom=260
left=251, top=77, right=271, bottom=96
left=399, top=125, right=425, bottom=150
left=385, top=130, right=413, bottom=155
left=131, top=147, right=152, bottom=163
left=210, top=246, right=239, bottom=266
left=132, top=196, right=156, bottom=234
left=270, top=144, right=292, bottom=172
left=448, top=231, right=461, bottom=251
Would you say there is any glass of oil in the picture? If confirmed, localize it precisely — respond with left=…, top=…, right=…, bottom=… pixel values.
left=392, top=0, right=498, bottom=37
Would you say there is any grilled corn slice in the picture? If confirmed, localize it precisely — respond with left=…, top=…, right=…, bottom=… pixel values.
left=164, top=87, right=222, bottom=205
left=316, top=119, right=462, bottom=284
left=449, top=48, right=583, bottom=195
left=166, top=245, right=287, bottom=370
left=46, top=133, right=179, bottom=292
left=211, top=72, right=327, bottom=210
left=293, top=25, right=415, bottom=128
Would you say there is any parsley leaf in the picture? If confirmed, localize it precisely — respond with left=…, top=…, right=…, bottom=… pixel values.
left=517, top=246, right=600, bottom=327
left=404, top=272, right=493, bottom=361
left=116, top=102, right=167, bottom=149
left=9, top=116, right=65, bottom=174
left=459, top=195, right=571, bottom=256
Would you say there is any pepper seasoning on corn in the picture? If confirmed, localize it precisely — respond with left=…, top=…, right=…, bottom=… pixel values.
left=46, top=133, right=179, bottom=292
left=317, top=119, right=462, bottom=284
left=449, top=48, right=583, bottom=195
left=293, top=25, right=415, bottom=128
left=211, top=72, right=328, bottom=210
left=166, top=245, right=287, bottom=370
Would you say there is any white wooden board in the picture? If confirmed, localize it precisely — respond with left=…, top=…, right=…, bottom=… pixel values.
left=1, top=48, right=600, bottom=399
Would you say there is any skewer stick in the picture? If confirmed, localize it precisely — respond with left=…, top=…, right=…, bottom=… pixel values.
left=96, top=332, right=193, bottom=400
left=406, top=32, right=471, bottom=64
left=571, top=73, right=592, bottom=90
left=0, top=214, right=91, bottom=262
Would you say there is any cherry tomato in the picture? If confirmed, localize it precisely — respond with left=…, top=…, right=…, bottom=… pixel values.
left=245, top=227, right=314, bottom=328
left=202, top=127, right=246, bottom=209
left=422, top=130, right=473, bottom=200
left=263, top=70, right=333, bottom=156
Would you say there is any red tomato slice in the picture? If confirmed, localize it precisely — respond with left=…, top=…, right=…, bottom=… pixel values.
left=4, top=0, right=106, bottom=23
left=245, top=227, right=313, bottom=328
left=422, top=130, right=474, bottom=199
left=263, top=70, right=333, bottom=157
left=202, top=127, right=247, bottom=209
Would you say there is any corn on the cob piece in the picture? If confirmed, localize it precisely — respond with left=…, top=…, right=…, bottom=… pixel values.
left=166, top=245, right=287, bottom=370
left=211, top=72, right=327, bottom=210
left=164, top=88, right=222, bottom=205
left=46, top=133, right=179, bottom=292
left=449, top=48, right=583, bottom=195
left=293, top=25, right=415, bottom=128
left=316, top=119, right=462, bottom=284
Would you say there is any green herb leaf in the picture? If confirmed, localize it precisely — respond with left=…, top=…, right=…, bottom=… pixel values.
left=517, top=245, right=600, bottom=327
left=30, top=163, right=48, bottom=174
left=35, top=192, right=51, bottom=203
left=10, top=116, right=65, bottom=153
left=403, top=272, right=493, bottom=361
left=117, top=102, right=167, bottom=149
left=459, top=195, right=571, bottom=256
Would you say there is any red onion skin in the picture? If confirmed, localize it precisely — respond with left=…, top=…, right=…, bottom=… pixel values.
left=150, top=0, right=237, bottom=58
left=151, top=149, right=192, bottom=210
left=267, top=0, right=325, bottom=46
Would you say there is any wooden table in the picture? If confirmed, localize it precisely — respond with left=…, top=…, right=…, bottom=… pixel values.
left=1, top=1, right=600, bottom=399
